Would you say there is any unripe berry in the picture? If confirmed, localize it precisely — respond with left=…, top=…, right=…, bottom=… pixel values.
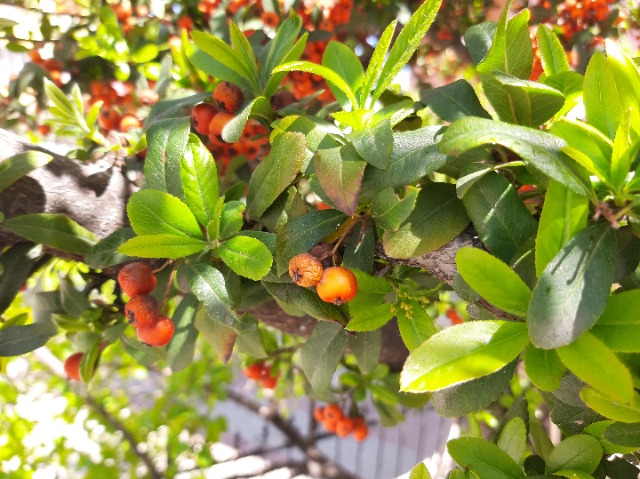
left=118, top=262, right=157, bottom=298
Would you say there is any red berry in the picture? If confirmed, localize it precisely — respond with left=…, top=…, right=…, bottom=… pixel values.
left=212, top=81, right=244, bottom=113
left=124, top=295, right=160, bottom=329
left=137, top=316, right=174, bottom=347
left=243, top=362, right=264, bottom=380
left=64, top=352, right=83, bottom=381
left=191, top=103, right=217, bottom=136
left=118, top=262, right=157, bottom=298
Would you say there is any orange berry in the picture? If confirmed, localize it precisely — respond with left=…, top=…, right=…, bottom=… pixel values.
left=212, top=81, right=244, bottom=113
left=119, top=114, right=142, bottom=132
left=124, top=295, right=160, bottom=329
left=336, top=417, right=355, bottom=438
left=117, top=262, right=157, bottom=298
left=315, top=267, right=358, bottom=305
left=445, top=309, right=464, bottom=325
left=64, top=352, right=83, bottom=381
left=191, top=103, right=218, bottom=136
left=177, top=15, right=194, bottom=31
left=243, top=362, right=264, bottom=380
left=323, top=403, right=343, bottom=422
left=352, top=422, right=368, bottom=441
left=289, top=253, right=324, bottom=288
left=208, top=111, right=235, bottom=141
left=137, top=316, right=174, bottom=347
left=313, top=406, right=326, bottom=422
left=97, top=107, right=122, bottom=131
left=261, top=11, right=280, bottom=28
left=322, top=418, right=338, bottom=433
left=259, top=365, right=279, bottom=389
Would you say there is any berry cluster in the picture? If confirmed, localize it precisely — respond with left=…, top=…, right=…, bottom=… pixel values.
left=242, top=361, right=280, bottom=389
left=557, top=0, right=618, bottom=41
left=288, top=253, right=358, bottom=305
left=118, top=262, right=174, bottom=347
left=314, top=404, right=368, bottom=440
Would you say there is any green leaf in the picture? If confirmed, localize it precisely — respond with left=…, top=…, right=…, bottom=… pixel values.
left=300, top=321, right=346, bottom=393
left=498, top=417, right=527, bottom=463
left=181, top=134, right=219, bottom=227
left=166, top=294, right=199, bottom=372
left=382, top=182, right=469, bottom=259
left=263, top=31, right=307, bottom=100
left=591, top=290, right=640, bottom=352
left=581, top=388, right=640, bottom=423
left=346, top=270, right=394, bottom=331
left=343, top=222, right=375, bottom=273
left=219, top=201, right=245, bottom=239
left=262, top=282, right=347, bottom=324
left=322, top=41, right=364, bottom=109
left=448, top=437, right=525, bottom=479
left=221, top=96, right=271, bottom=143
left=371, top=186, right=419, bottom=232
left=228, top=21, right=260, bottom=92
left=273, top=60, right=358, bottom=108
left=524, top=346, right=565, bottom=392
left=396, top=299, right=437, bottom=351
left=432, top=361, right=517, bottom=417
left=0, top=151, right=53, bottom=194
left=362, top=126, right=448, bottom=193
left=409, top=462, right=432, bottom=479
left=557, top=332, right=634, bottom=403
left=610, top=115, right=639, bottom=192
left=85, top=228, right=135, bottom=269
left=605, top=41, right=640, bottom=137
left=80, top=341, right=100, bottom=382
left=458, top=171, right=534, bottom=262
left=246, top=132, right=306, bottom=219
left=349, top=119, right=393, bottom=169
left=536, top=24, right=569, bottom=76
left=480, top=72, right=565, bottom=127
left=262, top=14, right=303, bottom=87
left=145, top=117, right=191, bottom=197
left=219, top=236, right=272, bottom=281
left=348, top=330, right=381, bottom=375
left=420, top=80, right=491, bottom=122
left=528, top=224, right=616, bottom=349
left=275, top=209, right=347, bottom=276
left=118, top=234, right=206, bottom=259
left=535, top=180, right=589, bottom=277
left=373, top=0, right=442, bottom=102
left=3, top=213, right=96, bottom=255
left=145, top=92, right=211, bottom=127
left=456, top=247, right=531, bottom=317
left=127, top=189, right=204, bottom=239
left=59, top=279, right=90, bottom=317
left=546, top=435, right=602, bottom=474
left=360, top=20, right=396, bottom=107
left=235, top=323, right=268, bottom=358
left=603, top=422, right=640, bottom=448
left=315, top=144, right=367, bottom=216
left=441, top=117, right=592, bottom=197
left=194, top=306, right=237, bottom=364
left=583, top=52, right=624, bottom=140
left=0, top=244, right=41, bottom=316
left=183, top=262, right=240, bottom=330
left=400, top=320, right=528, bottom=392
left=0, top=323, right=57, bottom=356
left=477, top=8, right=532, bottom=79
left=464, top=22, right=497, bottom=65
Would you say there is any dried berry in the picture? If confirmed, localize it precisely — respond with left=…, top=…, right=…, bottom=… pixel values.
left=288, top=253, right=324, bottom=288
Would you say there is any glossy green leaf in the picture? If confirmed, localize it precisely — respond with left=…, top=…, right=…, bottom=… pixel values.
left=396, top=299, right=437, bottom=351
left=180, top=134, right=219, bottom=227
left=419, top=79, right=491, bottom=122
left=0, top=243, right=41, bottom=316
left=262, top=14, right=303, bottom=86
left=166, top=294, right=199, bottom=372
left=605, top=40, right=640, bottom=137
left=432, top=361, right=516, bottom=417
left=343, top=222, right=375, bottom=273
left=0, top=151, right=53, bottom=194
left=373, top=0, right=442, bottom=101
left=350, top=119, right=393, bottom=169
left=441, top=117, right=592, bottom=197
left=528, top=224, right=616, bottom=349
left=371, top=186, right=419, bottom=232
left=145, top=116, right=191, bottom=197
left=591, top=290, right=640, bottom=352
left=228, top=21, right=260, bottom=90
left=3, top=213, right=96, bottom=255
left=610, top=116, right=639, bottom=192
left=524, top=346, right=565, bottom=392
left=581, top=388, right=640, bottom=423
left=300, top=321, right=346, bottom=393
left=262, top=281, right=347, bottom=324
left=0, top=323, right=57, bottom=356
left=264, top=32, right=307, bottom=100
left=194, top=306, right=236, bottom=364
left=535, top=180, right=589, bottom=277
left=85, top=228, right=135, bottom=269
left=546, top=435, right=602, bottom=474
left=583, top=52, right=623, bottom=140
left=400, top=320, right=528, bottom=392
left=348, top=330, right=381, bottom=375
left=480, top=72, right=564, bottom=127
left=118, top=234, right=206, bottom=259
left=221, top=96, right=271, bottom=143
left=315, top=144, right=367, bottom=215
left=382, top=182, right=469, bottom=259
left=322, top=41, right=364, bottom=109
left=219, top=236, right=272, bottom=281
left=456, top=247, right=531, bottom=317
left=536, top=24, right=569, bottom=76
left=127, top=189, right=204, bottom=239
left=80, top=341, right=100, bottom=382
left=448, top=437, right=525, bottom=479
left=477, top=8, right=532, bottom=79
left=347, top=300, right=393, bottom=332
left=275, top=209, right=347, bottom=276
left=460, top=171, right=537, bottom=263
left=360, top=19, right=396, bottom=107
left=464, top=22, right=496, bottom=65
left=409, top=462, right=432, bottom=479
left=557, top=332, right=634, bottom=403
left=498, top=417, right=527, bottom=463
left=218, top=201, right=244, bottom=240
left=246, top=132, right=306, bottom=219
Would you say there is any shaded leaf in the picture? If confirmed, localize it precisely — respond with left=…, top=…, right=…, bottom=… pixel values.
left=300, top=321, right=346, bottom=393
left=0, top=151, right=53, bottom=194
